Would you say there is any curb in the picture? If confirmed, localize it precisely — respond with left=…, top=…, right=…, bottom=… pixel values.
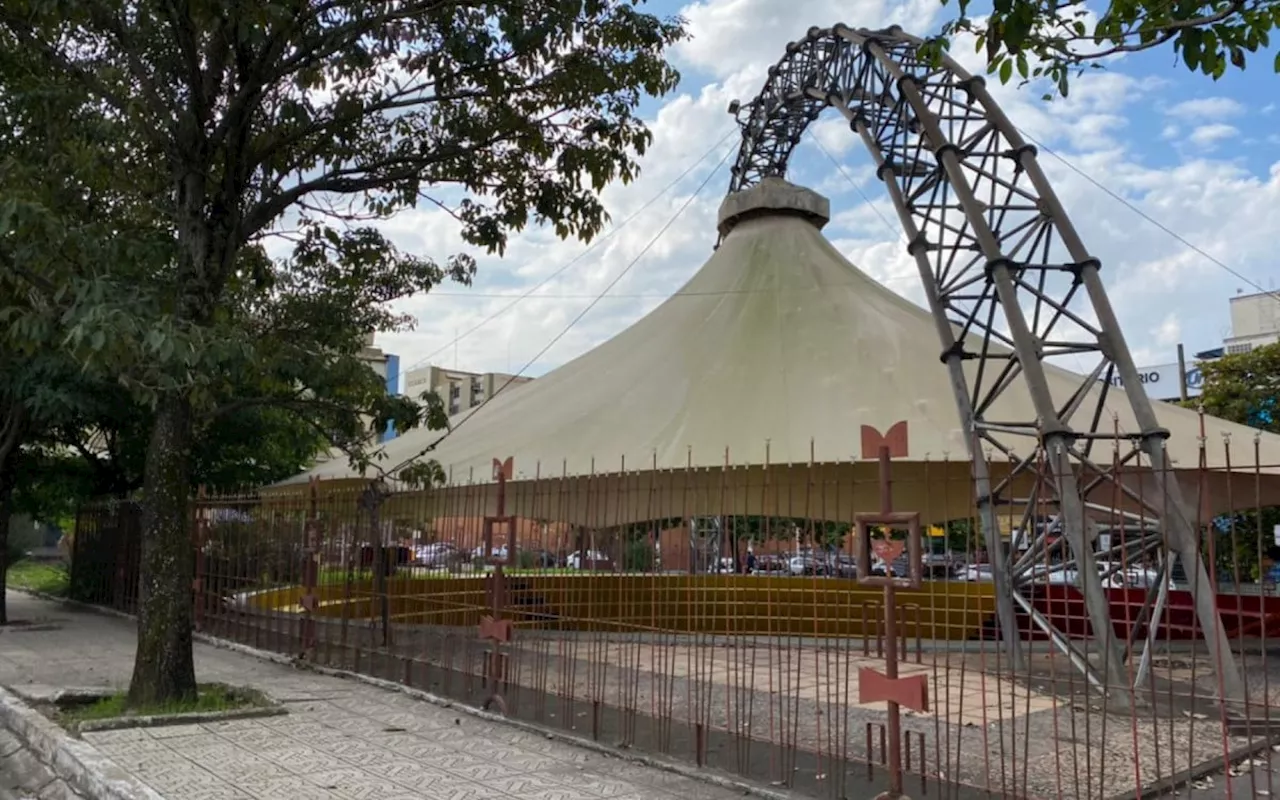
left=0, top=686, right=166, bottom=800
left=12, top=589, right=794, bottom=800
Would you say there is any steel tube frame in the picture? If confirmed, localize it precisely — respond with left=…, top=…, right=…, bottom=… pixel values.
left=724, top=22, right=1243, bottom=703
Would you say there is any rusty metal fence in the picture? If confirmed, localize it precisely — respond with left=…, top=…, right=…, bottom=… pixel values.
left=72, top=437, right=1280, bottom=800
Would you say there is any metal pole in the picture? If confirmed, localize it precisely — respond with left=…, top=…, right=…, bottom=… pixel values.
left=963, top=76, right=1245, bottom=703
left=879, top=447, right=904, bottom=800
left=1177, top=343, right=1189, bottom=402
left=873, top=63, right=1129, bottom=699
left=845, top=105, right=1023, bottom=669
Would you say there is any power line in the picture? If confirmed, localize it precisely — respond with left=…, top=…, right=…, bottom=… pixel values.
left=1020, top=128, right=1280, bottom=304
left=392, top=126, right=740, bottom=385
left=403, top=279, right=921, bottom=300
left=804, top=130, right=904, bottom=243
left=386, top=136, right=740, bottom=476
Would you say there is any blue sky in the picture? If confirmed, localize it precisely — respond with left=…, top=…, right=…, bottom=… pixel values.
left=376, top=0, right=1280, bottom=383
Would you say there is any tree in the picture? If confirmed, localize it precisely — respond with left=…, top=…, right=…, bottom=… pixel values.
left=0, top=35, right=169, bottom=624
left=1191, top=342, right=1280, bottom=581
left=1195, top=342, right=1280, bottom=435
left=927, top=0, right=1278, bottom=97
left=0, top=0, right=686, bottom=705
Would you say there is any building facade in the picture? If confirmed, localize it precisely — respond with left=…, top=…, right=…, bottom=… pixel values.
left=1224, top=291, right=1280, bottom=354
left=403, top=365, right=534, bottom=416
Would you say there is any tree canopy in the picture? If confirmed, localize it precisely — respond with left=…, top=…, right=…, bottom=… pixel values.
left=1196, top=341, right=1280, bottom=435
left=0, top=0, right=686, bottom=704
left=928, top=0, right=1278, bottom=96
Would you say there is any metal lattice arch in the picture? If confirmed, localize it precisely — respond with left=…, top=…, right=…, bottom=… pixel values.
left=727, top=24, right=1243, bottom=706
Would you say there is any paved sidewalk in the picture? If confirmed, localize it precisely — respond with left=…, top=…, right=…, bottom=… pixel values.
left=0, top=593, right=753, bottom=800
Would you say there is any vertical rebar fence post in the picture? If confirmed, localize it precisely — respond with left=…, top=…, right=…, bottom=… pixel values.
left=358, top=480, right=391, bottom=647
left=299, top=476, right=321, bottom=658
left=481, top=456, right=516, bottom=714
left=855, top=424, right=928, bottom=800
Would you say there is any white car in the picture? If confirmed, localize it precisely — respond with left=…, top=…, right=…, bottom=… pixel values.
left=959, top=564, right=995, bottom=582
left=566, top=550, right=610, bottom=570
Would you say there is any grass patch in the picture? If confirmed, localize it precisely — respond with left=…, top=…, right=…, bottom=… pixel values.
left=6, top=561, right=70, bottom=596
left=58, top=683, right=260, bottom=726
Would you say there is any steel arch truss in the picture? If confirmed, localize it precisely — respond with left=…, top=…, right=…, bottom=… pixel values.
left=728, top=24, right=1243, bottom=705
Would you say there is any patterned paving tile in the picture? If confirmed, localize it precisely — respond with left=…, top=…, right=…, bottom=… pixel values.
left=553, top=771, right=660, bottom=798
left=304, top=768, right=412, bottom=800
left=0, top=593, right=785, bottom=800
left=260, top=745, right=344, bottom=774
left=480, top=773, right=572, bottom=795
left=146, top=724, right=212, bottom=740
left=525, top=787, right=610, bottom=800
left=82, top=727, right=151, bottom=744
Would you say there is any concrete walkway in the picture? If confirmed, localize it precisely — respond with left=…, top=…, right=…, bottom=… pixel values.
left=0, top=593, right=757, bottom=800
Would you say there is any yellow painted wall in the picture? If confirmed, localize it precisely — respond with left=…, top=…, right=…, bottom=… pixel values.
left=250, top=575, right=997, bottom=640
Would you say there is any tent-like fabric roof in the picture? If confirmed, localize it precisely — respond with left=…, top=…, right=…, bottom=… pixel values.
left=280, top=180, right=1280, bottom=522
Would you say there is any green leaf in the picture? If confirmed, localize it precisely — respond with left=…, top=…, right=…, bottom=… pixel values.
left=999, top=57, right=1014, bottom=83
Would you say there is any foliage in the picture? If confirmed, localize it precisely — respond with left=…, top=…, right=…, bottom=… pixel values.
left=924, top=0, right=1279, bottom=97
left=1, top=0, right=686, bottom=705
left=5, top=561, right=70, bottom=597
left=731, top=516, right=853, bottom=549
left=4, top=516, right=41, bottom=569
left=1187, top=342, right=1280, bottom=582
left=622, top=539, right=656, bottom=571
left=1194, top=342, right=1280, bottom=435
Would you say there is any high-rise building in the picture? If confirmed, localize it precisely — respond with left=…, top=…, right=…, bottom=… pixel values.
left=1224, top=290, right=1280, bottom=354
left=403, top=365, right=533, bottom=416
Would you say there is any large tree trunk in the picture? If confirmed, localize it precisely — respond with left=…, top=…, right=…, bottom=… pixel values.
left=127, top=392, right=198, bottom=706
left=0, top=401, right=28, bottom=627
left=0, top=482, right=12, bottom=626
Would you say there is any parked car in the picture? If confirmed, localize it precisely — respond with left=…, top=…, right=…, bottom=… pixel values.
left=752, top=554, right=789, bottom=574
left=567, top=550, right=613, bottom=570
left=414, top=542, right=462, bottom=568
left=958, top=564, right=995, bottom=582
left=471, top=544, right=509, bottom=562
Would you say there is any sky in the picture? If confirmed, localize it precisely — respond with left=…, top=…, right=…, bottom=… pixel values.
left=372, top=0, right=1280, bottom=387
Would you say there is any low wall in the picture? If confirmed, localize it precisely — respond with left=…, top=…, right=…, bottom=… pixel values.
left=243, top=574, right=999, bottom=640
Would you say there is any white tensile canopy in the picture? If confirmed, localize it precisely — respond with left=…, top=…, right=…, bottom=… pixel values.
left=281, top=180, right=1280, bottom=524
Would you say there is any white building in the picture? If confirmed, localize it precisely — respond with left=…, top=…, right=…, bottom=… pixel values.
left=403, top=365, right=533, bottom=416
left=1224, top=290, right=1280, bottom=355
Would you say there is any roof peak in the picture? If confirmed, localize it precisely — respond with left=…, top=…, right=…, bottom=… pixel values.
left=717, top=178, right=831, bottom=238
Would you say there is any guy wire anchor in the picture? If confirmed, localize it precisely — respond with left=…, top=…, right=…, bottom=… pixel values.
left=856, top=423, right=929, bottom=800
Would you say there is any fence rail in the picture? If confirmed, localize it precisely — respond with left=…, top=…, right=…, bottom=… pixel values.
left=72, top=445, right=1280, bottom=799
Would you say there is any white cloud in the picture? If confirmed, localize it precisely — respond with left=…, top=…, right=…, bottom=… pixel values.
left=374, top=2, right=1276, bottom=408
left=1165, top=97, right=1246, bottom=119
left=1187, top=123, right=1239, bottom=148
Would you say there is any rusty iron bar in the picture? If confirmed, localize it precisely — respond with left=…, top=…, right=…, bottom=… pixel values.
left=65, top=435, right=1280, bottom=800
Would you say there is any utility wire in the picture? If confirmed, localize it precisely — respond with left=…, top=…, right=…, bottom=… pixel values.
left=1020, top=128, right=1280, bottom=304
left=805, top=129, right=904, bottom=243
left=386, top=135, right=739, bottom=477
left=406, top=279, right=922, bottom=299
left=392, top=126, right=740, bottom=385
